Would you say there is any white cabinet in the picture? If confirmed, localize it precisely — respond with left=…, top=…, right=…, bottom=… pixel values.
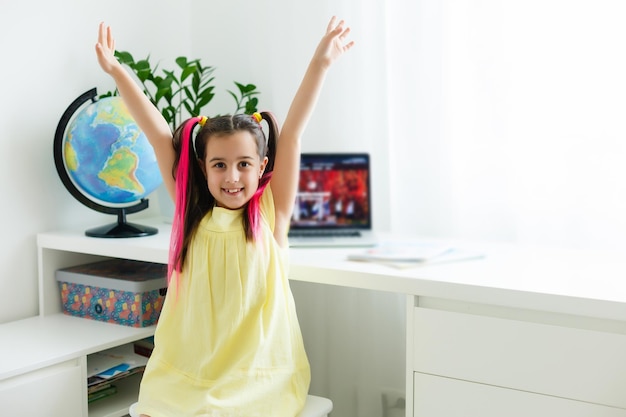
left=407, top=297, right=626, bottom=417
left=0, top=314, right=154, bottom=416
left=0, top=224, right=169, bottom=417
left=0, top=360, right=84, bottom=417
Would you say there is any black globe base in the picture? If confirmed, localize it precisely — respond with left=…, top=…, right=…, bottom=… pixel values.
left=86, top=221, right=158, bottom=238
left=85, top=209, right=158, bottom=238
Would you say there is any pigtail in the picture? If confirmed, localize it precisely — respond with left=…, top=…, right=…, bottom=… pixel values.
left=244, top=111, right=279, bottom=241
left=260, top=111, right=278, bottom=173
left=169, top=116, right=211, bottom=284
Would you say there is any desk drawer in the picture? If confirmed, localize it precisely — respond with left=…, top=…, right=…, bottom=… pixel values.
left=0, top=360, right=83, bottom=416
left=413, top=307, right=626, bottom=408
left=414, top=372, right=626, bottom=417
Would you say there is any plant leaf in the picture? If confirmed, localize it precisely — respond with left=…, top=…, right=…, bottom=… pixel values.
left=175, top=57, right=188, bottom=68
left=183, top=101, right=194, bottom=117
left=183, top=86, right=194, bottom=101
left=244, top=97, right=259, bottom=114
left=199, top=76, right=216, bottom=90
left=241, top=83, right=257, bottom=93
left=162, top=70, right=180, bottom=86
left=196, top=93, right=215, bottom=109
left=181, top=65, right=197, bottom=83
left=115, top=51, right=135, bottom=65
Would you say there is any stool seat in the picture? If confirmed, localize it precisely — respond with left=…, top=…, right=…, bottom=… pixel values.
left=299, top=395, right=333, bottom=417
left=129, top=394, right=333, bottom=417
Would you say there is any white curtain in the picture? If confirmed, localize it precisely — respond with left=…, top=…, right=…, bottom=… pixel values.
left=388, top=0, right=626, bottom=250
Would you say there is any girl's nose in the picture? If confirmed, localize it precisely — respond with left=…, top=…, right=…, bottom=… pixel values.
left=225, top=167, right=239, bottom=183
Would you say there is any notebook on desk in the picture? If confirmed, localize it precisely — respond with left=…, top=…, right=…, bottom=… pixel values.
left=288, top=153, right=377, bottom=247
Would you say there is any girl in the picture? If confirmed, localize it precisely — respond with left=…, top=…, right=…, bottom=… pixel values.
left=96, top=17, right=354, bottom=417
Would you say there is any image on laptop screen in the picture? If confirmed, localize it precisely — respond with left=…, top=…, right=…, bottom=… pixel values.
left=290, top=153, right=371, bottom=231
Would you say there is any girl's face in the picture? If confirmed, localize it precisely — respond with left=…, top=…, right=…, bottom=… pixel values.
left=201, top=131, right=268, bottom=209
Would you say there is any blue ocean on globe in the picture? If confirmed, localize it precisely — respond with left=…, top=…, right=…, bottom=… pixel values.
left=64, top=97, right=162, bottom=204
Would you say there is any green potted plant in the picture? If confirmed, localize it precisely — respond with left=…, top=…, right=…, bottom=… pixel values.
left=102, top=51, right=260, bottom=131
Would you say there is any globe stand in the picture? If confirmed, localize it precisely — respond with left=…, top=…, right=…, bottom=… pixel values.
left=53, top=88, right=161, bottom=238
left=86, top=207, right=158, bottom=238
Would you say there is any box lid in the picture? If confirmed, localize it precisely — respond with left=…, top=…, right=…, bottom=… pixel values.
left=56, top=259, right=167, bottom=292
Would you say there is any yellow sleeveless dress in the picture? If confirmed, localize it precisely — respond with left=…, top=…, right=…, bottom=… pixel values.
left=136, top=186, right=311, bottom=417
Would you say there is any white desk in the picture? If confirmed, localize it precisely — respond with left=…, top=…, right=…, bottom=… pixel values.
left=289, top=243, right=626, bottom=416
left=2, top=218, right=626, bottom=416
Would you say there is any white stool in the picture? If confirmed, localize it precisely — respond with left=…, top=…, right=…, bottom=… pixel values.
left=299, top=395, right=333, bottom=417
left=129, top=395, right=332, bottom=417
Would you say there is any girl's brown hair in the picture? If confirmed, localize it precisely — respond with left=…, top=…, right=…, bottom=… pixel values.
left=168, top=112, right=279, bottom=282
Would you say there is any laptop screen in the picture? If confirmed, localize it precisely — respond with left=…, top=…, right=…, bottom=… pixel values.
left=290, top=153, right=371, bottom=230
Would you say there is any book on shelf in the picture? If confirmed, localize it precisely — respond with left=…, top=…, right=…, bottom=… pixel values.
left=88, top=381, right=112, bottom=395
left=88, top=385, right=118, bottom=403
left=88, top=345, right=148, bottom=379
left=87, top=344, right=148, bottom=394
left=88, top=365, right=145, bottom=388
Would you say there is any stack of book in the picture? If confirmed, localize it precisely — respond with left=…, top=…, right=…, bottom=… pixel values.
left=88, top=382, right=118, bottom=403
left=87, top=345, right=149, bottom=403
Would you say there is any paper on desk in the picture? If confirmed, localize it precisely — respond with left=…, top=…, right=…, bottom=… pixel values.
left=347, top=241, right=454, bottom=262
left=347, top=241, right=484, bottom=268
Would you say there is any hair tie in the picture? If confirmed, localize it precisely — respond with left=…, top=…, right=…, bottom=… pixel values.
left=252, top=112, right=262, bottom=124
left=198, top=116, right=208, bottom=127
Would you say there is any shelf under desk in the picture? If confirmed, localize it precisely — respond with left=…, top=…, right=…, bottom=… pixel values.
left=0, top=313, right=154, bottom=381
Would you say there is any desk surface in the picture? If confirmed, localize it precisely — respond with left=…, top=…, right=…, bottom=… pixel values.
left=290, top=243, right=626, bottom=321
left=36, top=218, right=626, bottom=322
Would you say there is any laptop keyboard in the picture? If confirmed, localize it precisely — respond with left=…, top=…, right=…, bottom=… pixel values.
left=288, top=229, right=362, bottom=238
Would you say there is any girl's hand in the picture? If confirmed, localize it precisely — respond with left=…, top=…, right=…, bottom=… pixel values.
left=313, top=16, right=355, bottom=69
left=95, top=22, right=121, bottom=75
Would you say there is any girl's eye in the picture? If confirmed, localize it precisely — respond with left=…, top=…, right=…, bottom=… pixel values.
left=213, top=162, right=225, bottom=169
left=239, top=161, right=251, bottom=168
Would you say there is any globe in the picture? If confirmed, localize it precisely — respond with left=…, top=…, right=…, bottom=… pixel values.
left=65, top=96, right=161, bottom=204
left=54, top=88, right=162, bottom=238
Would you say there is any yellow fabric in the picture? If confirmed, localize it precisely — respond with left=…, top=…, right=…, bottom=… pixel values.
left=136, top=185, right=310, bottom=417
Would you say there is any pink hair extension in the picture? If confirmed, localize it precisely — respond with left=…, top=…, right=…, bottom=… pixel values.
left=168, top=117, right=202, bottom=284
left=247, top=171, right=273, bottom=242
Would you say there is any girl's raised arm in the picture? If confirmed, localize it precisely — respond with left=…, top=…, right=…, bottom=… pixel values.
left=95, top=23, right=177, bottom=200
left=271, top=17, right=354, bottom=243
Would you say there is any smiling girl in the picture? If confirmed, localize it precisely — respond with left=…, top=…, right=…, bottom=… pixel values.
left=95, top=16, right=353, bottom=417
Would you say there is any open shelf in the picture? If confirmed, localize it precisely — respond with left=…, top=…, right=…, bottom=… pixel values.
left=89, top=371, right=142, bottom=417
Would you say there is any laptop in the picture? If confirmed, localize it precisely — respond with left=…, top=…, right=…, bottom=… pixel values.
left=288, top=153, right=377, bottom=247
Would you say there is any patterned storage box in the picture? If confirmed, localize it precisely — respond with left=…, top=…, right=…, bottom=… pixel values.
left=56, top=259, right=167, bottom=327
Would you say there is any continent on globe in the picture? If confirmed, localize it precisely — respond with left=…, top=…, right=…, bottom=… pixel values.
left=99, top=147, right=144, bottom=195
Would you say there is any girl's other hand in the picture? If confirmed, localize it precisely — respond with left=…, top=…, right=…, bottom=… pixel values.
left=95, top=22, right=121, bottom=75
left=313, top=16, right=355, bottom=69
